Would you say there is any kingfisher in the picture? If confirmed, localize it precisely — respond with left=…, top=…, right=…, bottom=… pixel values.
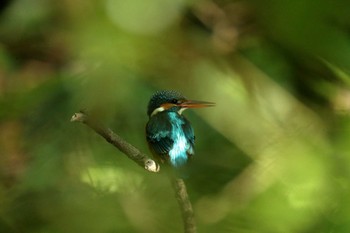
left=146, top=90, right=215, bottom=168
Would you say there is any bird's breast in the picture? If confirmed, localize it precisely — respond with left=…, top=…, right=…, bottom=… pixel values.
left=167, top=112, right=193, bottom=167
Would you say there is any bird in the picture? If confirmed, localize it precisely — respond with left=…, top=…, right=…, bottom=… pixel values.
left=146, top=90, right=215, bottom=168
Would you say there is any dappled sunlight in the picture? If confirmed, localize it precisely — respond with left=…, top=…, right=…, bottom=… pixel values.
left=0, top=0, right=350, bottom=232
left=81, top=166, right=144, bottom=193
left=190, top=57, right=333, bottom=231
left=106, top=0, right=186, bottom=35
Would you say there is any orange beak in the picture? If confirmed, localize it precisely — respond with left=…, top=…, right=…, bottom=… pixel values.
left=179, top=100, right=215, bottom=108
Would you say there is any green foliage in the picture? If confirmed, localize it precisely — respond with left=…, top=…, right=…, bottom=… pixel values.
left=1, top=0, right=350, bottom=232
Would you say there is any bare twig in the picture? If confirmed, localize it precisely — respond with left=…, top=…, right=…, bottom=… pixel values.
left=71, top=111, right=196, bottom=233
left=171, top=178, right=197, bottom=233
left=70, top=112, right=159, bottom=172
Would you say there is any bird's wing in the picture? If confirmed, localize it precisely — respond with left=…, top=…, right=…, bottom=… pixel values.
left=146, top=114, right=174, bottom=155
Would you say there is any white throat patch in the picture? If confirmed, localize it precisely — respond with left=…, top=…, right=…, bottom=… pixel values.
left=151, top=106, right=187, bottom=117
left=150, top=107, right=165, bottom=117
left=178, top=108, right=187, bottom=115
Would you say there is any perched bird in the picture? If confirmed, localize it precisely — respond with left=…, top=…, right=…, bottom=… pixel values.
left=146, top=90, right=215, bottom=168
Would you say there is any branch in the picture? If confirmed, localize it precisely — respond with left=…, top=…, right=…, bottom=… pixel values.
left=70, top=111, right=196, bottom=233
left=70, top=112, right=159, bottom=172
left=171, top=178, right=197, bottom=233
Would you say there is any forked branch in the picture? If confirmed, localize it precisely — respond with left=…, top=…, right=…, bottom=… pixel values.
left=70, top=111, right=197, bottom=233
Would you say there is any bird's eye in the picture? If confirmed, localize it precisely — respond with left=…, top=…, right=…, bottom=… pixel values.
left=171, top=99, right=178, bottom=104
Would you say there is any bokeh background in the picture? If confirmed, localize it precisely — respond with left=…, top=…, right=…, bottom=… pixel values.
left=1, top=0, right=350, bottom=232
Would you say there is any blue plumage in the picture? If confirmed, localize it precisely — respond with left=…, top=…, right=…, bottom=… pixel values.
left=146, top=111, right=194, bottom=167
left=146, top=90, right=214, bottom=168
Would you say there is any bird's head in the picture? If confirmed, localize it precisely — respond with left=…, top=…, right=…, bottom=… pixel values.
left=147, top=90, right=215, bottom=117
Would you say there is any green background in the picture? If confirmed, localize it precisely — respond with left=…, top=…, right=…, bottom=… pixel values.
left=1, top=0, right=350, bottom=232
